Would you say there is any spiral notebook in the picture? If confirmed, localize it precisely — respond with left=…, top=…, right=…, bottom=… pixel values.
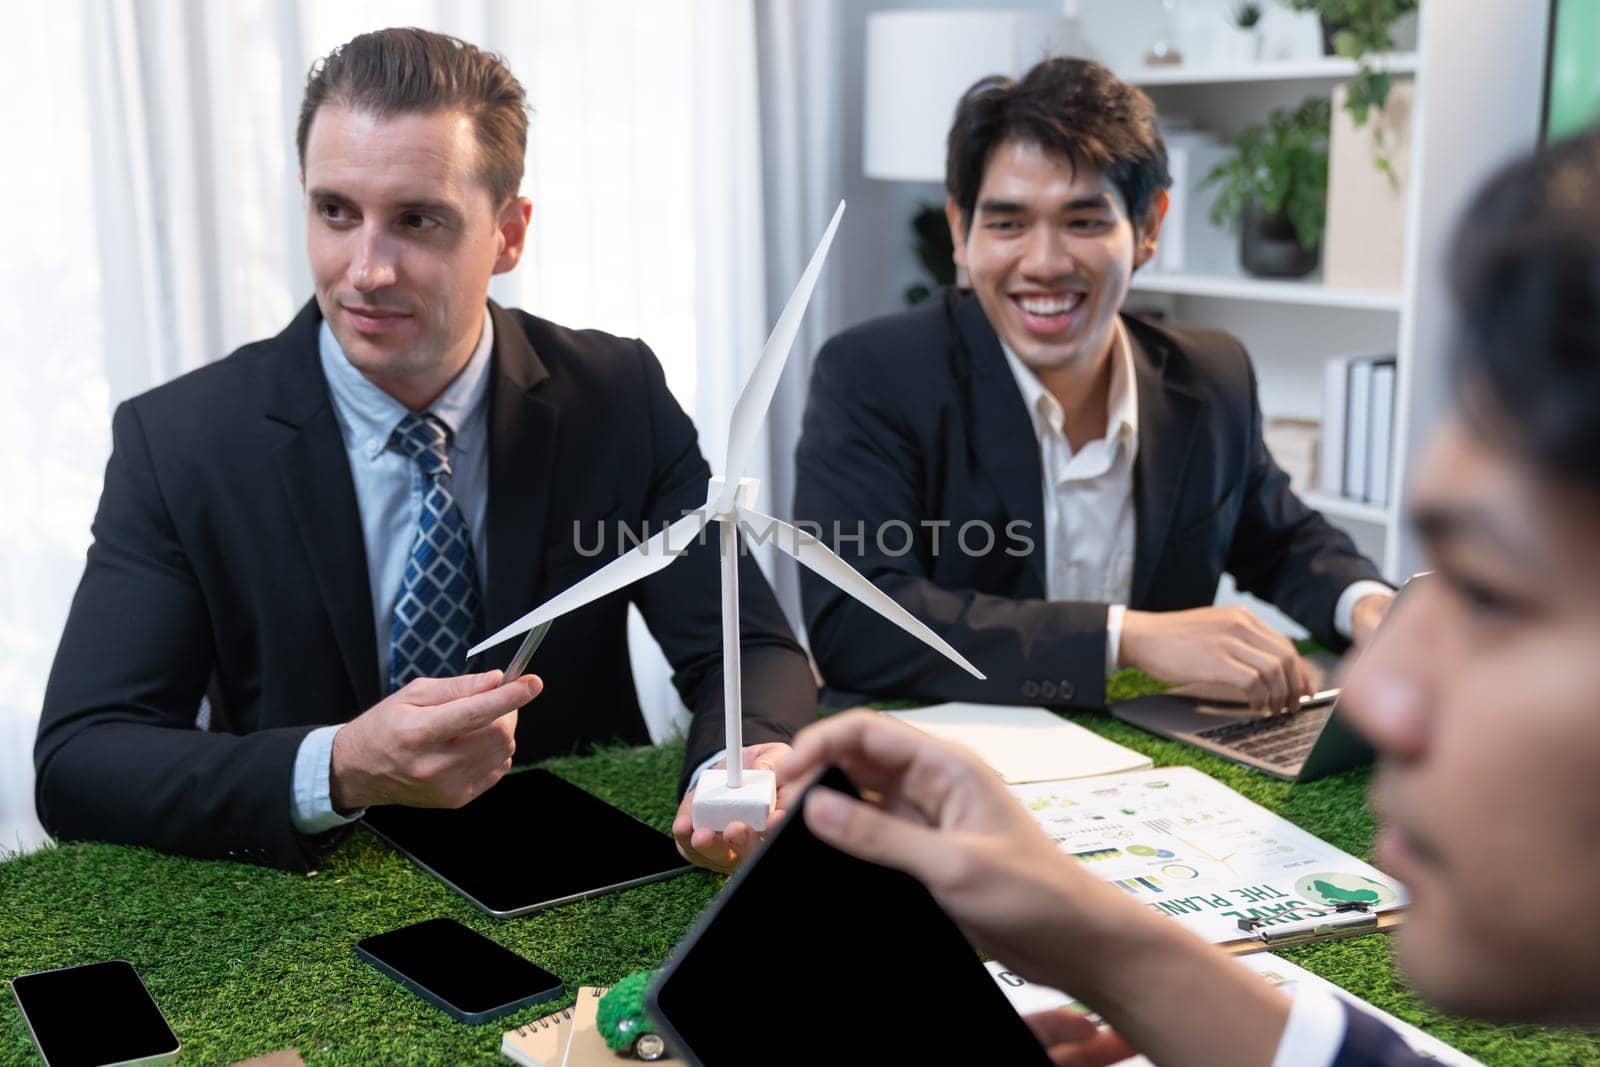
left=501, top=996, right=579, bottom=1067
left=502, top=986, right=674, bottom=1067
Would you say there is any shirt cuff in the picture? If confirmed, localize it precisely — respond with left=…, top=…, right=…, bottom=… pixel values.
left=687, top=748, right=728, bottom=793
left=291, top=724, right=366, bottom=834
left=1106, top=604, right=1127, bottom=676
left=1270, top=985, right=1347, bottom=1067
left=1334, top=580, right=1394, bottom=640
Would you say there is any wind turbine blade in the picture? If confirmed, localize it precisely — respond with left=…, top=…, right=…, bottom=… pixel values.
left=469, top=510, right=709, bottom=657
left=717, top=200, right=846, bottom=510
left=735, top=505, right=985, bottom=680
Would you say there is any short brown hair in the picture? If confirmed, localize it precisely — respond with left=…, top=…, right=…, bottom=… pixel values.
left=946, top=57, right=1169, bottom=228
left=297, top=27, right=529, bottom=206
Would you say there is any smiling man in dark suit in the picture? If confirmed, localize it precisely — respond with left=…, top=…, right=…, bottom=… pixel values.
left=34, top=28, right=815, bottom=873
left=795, top=58, right=1390, bottom=712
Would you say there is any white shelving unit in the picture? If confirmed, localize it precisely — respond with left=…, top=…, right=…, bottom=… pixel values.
left=854, top=1, right=1548, bottom=622
left=1116, top=40, right=1422, bottom=587
left=1302, top=492, right=1392, bottom=527
left=1131, top=268, right=1403, bottom=311
left=1124, top=52, right=1418, bottom=88
left=1080, top=0, right=1552, bottom=604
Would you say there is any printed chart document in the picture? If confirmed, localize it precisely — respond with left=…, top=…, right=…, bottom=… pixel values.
left=888, top=703, right=1152, bottom=783
left=986, top=956, right=1481, bottom=1066
left=1009, top=766, right=1406, bottom=947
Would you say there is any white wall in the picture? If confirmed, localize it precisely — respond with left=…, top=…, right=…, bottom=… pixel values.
left=833, top=0, right=1063, bottom=331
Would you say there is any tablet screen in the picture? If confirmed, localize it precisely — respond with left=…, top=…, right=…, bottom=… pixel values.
left=364, top=768, right=692, bottom=916
left=648, top=768, right=1054, bottom=1066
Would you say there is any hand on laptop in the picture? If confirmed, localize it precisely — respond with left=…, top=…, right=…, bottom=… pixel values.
left=674, top=742, right=795, bottom=873
left=329, top=670, right=540, bottom=811
left=1119, top=606, right=1312, bottom=714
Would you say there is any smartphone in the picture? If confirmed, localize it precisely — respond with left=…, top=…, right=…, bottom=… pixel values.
left=11, top=960, right=180, bottom=1067
left=354, top=917, right=563, bottom=1024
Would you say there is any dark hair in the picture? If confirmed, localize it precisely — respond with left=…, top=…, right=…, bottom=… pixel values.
left=1450, top=128, right=1600, bottom=496
left=945, top=57, right=1170, bottom=227
left=296, top=27, right=529, bottom=206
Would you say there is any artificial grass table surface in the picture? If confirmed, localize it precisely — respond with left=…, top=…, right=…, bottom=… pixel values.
left=3, top=684, right=1597, bottom=1065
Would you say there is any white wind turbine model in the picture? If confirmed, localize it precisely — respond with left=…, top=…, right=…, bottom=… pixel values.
left=468, top=200, right=984, bottom=832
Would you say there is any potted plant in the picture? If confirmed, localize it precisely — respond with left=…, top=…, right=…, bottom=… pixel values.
left=1288, top=0, right=1417, bottom=177
left=1230, top=2, right=1265, bottom=64
left=1203, top=97, right=1331, bottom=279
left=903, top=203, right=956, bottom=306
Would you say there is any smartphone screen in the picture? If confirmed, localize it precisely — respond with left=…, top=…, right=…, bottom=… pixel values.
left=12, top=961, right=180, bottom=1067
left=355, top=917, right=563, bottom=1022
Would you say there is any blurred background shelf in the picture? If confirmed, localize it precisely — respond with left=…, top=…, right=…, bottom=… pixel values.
left=1124, top=52, right=1418, bottom=88
left=1303, top=492, right=1393, bottom=526
left=1131, top=268, right=1402, bottom=310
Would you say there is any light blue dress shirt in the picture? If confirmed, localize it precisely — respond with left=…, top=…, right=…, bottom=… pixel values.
left=290, top=309, right=726, bottom=835
left=290, top=309, right=494, bottom=833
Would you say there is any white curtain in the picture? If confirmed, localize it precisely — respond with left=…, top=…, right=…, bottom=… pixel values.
left=753, top=0, right=848, bottom=635
left=0, top=0, right=726, bottom=853
left=0, top=3, right=111, bottom=855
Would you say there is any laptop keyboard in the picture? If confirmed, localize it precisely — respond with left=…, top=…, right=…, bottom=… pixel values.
left=1193, top=704, right=1334, bottom=768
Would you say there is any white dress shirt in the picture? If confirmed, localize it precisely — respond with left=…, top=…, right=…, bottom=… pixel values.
left=1001, top=320, right=1389, bottom=678
left=1001, top=320, right=1139, bottom=676
left=1271, top=985, right=1347, bottom=1067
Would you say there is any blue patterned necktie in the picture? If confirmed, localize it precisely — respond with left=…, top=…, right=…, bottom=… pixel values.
left=388, top=413, right=482, bottom=692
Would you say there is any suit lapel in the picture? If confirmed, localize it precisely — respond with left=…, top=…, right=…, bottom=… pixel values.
left=954, top=295, right=1047, bottom=596
left=1127, top=319, right=1203, bottom=608
left=265, top=301, right=381, bottom=712
left=483, top=301, right=559, bottom=646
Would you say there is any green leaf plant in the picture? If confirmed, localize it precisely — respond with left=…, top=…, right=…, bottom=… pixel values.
left=1287, top=0, right=1418, bottom=183
left=1204, top=96, right=1332, bottom=252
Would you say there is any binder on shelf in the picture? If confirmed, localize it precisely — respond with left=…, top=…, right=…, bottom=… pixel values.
left=1157, top=124, right=1233, bottom=274
left=1319, top=356, right=1350, bottom=495
left=1344, top=357, right=1374, bottom=502
left=1160, top=133, right=1190, bottom=272
left=1368, top=360, right=1397, bottom=507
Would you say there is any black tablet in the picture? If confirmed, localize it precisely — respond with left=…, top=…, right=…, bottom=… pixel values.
left=363, top=768, right=692, bottom=917
left=647, top=767, right=1054, bottom=1066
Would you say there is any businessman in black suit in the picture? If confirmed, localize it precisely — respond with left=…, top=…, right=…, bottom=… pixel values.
left=796, top=58, right=1391, bottom=711
left=787, top=129, right=1600, bottom=1062
left=34, top=28, right=815, bottom=873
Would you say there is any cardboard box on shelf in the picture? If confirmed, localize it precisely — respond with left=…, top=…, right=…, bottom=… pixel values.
left=1264, top=416, right=1320, bottom=496
left=1324, top=80, right=1414, bottom=293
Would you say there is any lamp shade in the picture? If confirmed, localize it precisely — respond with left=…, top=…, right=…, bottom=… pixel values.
left=863, top=10, right=1082, bottom=182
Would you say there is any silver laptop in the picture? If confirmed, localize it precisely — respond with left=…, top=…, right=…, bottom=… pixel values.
left=1111, top=574, right=1426, bottom=782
